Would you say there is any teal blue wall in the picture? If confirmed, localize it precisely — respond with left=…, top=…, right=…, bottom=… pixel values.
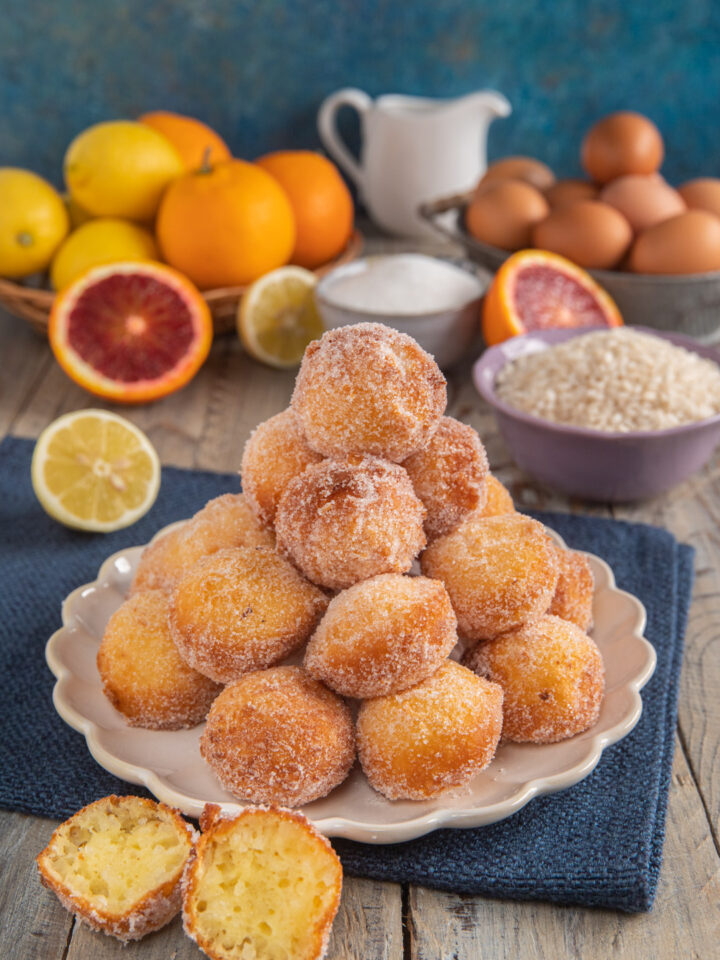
left=1, top=1, right=717, bottom=187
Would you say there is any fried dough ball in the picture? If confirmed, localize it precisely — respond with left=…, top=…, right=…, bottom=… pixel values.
left=37, top=795, right=195, bottom=943
left=476, top=473, right=516, bottom=518
left=98, top=591, right=221, bottom=729
left=241, top=408, right=324, bottom=528
left=421, top=513, right=559, bottom=640
left=183, top=805, right=342, bottom=960
left=549, top=547, right=595, bottom=631
left=464, top=614, right=604, bottom=743
left=169, top=547, right=328, bottom=684
left=357, top=661, right=503, bottom=800
left=304, top=573, right=457, bottom=698
left=200, top=666, right=355, bottom=807
left=275, top=457, right=426, bottom=591
left=402, top=416, right=490, bottom=541
left=291, top=322, right=447, bottom=462
left=131, top=493, right=274, bottom=595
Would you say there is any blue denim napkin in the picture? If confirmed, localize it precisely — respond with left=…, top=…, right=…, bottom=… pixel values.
left=0, top=435, right=693, bottom=912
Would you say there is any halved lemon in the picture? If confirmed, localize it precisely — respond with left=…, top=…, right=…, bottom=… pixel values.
left=238, top=266, right=324, bottom=368
left=31, top=409, right=161, bottom=532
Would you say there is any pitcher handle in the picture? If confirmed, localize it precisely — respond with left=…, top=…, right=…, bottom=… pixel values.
left=317, top=88, right=371, bottom=190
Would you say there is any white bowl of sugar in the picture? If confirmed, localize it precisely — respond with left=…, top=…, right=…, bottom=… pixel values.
left=314, top=254, right=490, bottom=368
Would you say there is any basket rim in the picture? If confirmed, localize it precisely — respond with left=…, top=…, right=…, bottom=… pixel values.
left=0, top=228, right=365, bottom=306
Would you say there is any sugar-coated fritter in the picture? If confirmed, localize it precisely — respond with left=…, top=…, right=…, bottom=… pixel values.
left=275, top=456, right=426, bottom=591
left=421, top=513, right=559, bottom=640
left=549, top=546, right=595, bottom=631
left=402, top=416, right=489, bottom=540
left=169, top=547, right=328, bottom=684
left=241, top=408, right=324, bottom=528
left=304, top=573, right=457, bottom=698
left=464, top=614, right=604, bottom=743
left=200, top=666, right=355, bottom=807
left=97, top=590, right=221, bottom=729
left=357, top=661, right=503, bottom=800
left=291, top=322, right=447, bottom=462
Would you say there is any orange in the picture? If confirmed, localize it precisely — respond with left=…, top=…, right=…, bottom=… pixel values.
left=482, top=249, right=623, bottom=346
left=139, top=110, right=231, bottom=171
left=256, top=151, right=353, bottom=269
left=49, top=261, right=213, bottom=403
left=156, top=159, right=296, bottom=289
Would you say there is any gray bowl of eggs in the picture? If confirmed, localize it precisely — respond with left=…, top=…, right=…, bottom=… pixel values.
left=420, top=112, right=720, bottom=343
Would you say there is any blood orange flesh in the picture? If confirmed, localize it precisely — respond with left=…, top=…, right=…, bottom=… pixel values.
left=512, top=264, right=616, bottom=330
left=50, top=262, right=213, bottom=403
left=482, top=250, right=623, bottom=346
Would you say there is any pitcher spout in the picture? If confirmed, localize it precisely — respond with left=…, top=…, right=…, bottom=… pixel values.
left=461, top=90, right=512, bottom=120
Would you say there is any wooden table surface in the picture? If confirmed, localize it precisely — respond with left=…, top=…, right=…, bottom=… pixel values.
left=2, top=229, right=719, bottom=960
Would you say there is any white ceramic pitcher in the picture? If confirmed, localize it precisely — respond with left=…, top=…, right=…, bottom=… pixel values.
left=318, top=88, right=511, bottom=237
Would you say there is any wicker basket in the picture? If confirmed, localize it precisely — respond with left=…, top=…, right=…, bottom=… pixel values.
left=419, top=194, right=720, bottom=343
left=0, top=230, right=364, bottom=338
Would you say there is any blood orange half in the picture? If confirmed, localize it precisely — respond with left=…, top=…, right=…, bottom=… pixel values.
left=482, top=249, right=623, bottom=347
left=49, top=261, right=213, bottom=403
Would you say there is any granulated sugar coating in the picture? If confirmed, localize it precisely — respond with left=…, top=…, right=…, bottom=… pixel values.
left=475, top=473, right=516, bottom=518
left=241, top=408, right=324, bottom=529
left=495, top=328, right=720, bottom=432
left=357, top=661, right=503, bottom=800
left=304, top=573, right=458, bottom=698
left=291, top=323, right=447, bottom=462
left=549, top=547, right=595, bottom=632
left=421, top=513, right=559, bottom=641
left=97, top=590, right=221, bottom=730
left=169, top=546, right=328, bottom=684
left=464, top=614, right=605, bottom=743
left=200, top=666, right=355, bottom=807
left=402, top=416, right=490, bottom=541
left=131, top=493, right=274, bottom=595
left=275, top=457, right=426, bottom=591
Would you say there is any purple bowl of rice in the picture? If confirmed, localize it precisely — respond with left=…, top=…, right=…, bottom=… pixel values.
left=473, top=326, right=720, bottom=502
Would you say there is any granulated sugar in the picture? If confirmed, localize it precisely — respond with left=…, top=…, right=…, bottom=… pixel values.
left=322, top=255, right=482, bottom=314
left=495, top=328, right=720, bottom=432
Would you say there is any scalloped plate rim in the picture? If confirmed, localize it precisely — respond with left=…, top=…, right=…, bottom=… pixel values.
left=46, top=522, right=655, bottom=843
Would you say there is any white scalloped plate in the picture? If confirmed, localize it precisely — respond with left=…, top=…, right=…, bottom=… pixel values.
left=46, top=523, right=655, bottom=843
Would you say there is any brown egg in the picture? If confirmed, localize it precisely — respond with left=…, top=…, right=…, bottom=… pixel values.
left=466, top=180, right=550, bottom=250
left=600, top=175, right=685, bottom=232
left=545, top=179, right=599, bottom=208
left=532, top=200, right=632, bottom=269
left=480, top=156, right=556, bottom=192
left=581, top=112, right=664, bottom=183
left=629, top=210, right=720, bottom=274
left=678, top=178, right=720, bottom=218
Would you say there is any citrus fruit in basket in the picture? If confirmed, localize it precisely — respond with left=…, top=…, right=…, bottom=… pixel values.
left=238, top=266, right=323, bottom=368
left=64, top=121, right=184, bottom=221
left=139, top=110, right=231, bottom=170
left=0, top=169, right=69, bottom=278
left=31, top=409, right=160, bottom=531
left=50, top=218, right=159, bottom=291
left=256, top=151, right=353, bottom=269
left=482, top=249, right=623, bottom=347
left=156, top=158, right=296, bottom=289
left=49, top=261, right=213, bottom=403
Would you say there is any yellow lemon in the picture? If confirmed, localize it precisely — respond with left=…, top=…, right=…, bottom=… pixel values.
left=64, top=121, right=184, bottom=222
left=238, top=266, right=323, bottom=368
left=31, top=409, right=161, bottom=532
left=0, top=168, right=69, bottom=278
left=50, top=218, right=159, bottom=290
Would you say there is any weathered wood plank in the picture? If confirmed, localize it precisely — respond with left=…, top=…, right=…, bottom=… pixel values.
left=0, top=812, right=73, bottom=960
left=326, top=877, right=404, bottom=960
left=407, top=736, right=720, bottom=960
left=612, top=457, right=720, bottom=840
left=0, top=309, right=53, bottom=438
